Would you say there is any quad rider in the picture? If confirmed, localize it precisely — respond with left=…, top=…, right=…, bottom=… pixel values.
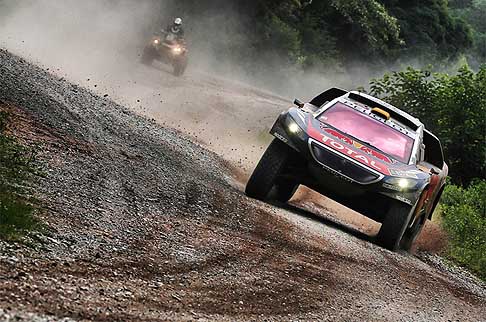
left=141, top=17, right=188, bottom=76
left=164, top=17, right=185, bottom=40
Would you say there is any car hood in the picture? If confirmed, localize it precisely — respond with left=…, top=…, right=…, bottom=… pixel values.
left=293, top=110, right=425, bottom=178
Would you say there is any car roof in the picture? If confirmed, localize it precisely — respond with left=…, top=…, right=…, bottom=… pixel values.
left=347, top=91, right=424, bottom=130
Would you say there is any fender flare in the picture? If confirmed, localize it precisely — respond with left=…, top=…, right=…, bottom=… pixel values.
left=428, top=184, right=446, bottom=220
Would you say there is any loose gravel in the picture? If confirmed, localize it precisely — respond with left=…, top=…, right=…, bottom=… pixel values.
left=0, top=48, right=485, bottom=322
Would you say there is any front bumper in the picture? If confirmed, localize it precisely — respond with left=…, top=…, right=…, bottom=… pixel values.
left=308, top=138, right=384, bottom=185
left=270, top=113, right=426, bottom=221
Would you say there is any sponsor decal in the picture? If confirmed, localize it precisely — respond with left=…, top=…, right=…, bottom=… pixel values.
left=389, top=169, right=421, bottom=179
left=317, top=134, right=391, bottom=175
left=396, top=195, right=413, bottom=205
left=274, top=132, right=288, bottom=143
left=383, top=183, right=401, bottom=192
left=306, top=119, right=391, bottom=175
left=323, top=128, right=392, bottom=164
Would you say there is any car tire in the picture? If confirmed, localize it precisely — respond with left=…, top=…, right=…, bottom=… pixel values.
left=377, top=202, right=414, bottom=251
left=400, top=213, right=426, bottom=252
left=272, top=181, right=299, bottom=203
left=245, top=139, right=291, bottom=201
left=173, top=57, right=188, bottom=76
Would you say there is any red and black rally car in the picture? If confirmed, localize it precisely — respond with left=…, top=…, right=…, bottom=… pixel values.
left=246, top=88, right=448, bottom=251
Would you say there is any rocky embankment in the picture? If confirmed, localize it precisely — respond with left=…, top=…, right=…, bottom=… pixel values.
left=0, top=49, right=485, bottom=321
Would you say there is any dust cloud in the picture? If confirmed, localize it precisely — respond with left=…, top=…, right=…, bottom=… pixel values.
left=0, top=0, right=381, bottom=194
left=0, top=0, right=287, bottom=172
left=0, top=0, right=361, bottom=100
left=0, top=0, right=161, bottom=81
left=0, top=0, right=447, bottom=249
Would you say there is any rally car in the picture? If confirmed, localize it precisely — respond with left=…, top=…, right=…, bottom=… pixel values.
left=245, top=88, right=448, bottom=251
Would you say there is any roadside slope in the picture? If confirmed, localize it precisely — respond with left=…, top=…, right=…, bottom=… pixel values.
left=0, top=49, right=485, bottom=322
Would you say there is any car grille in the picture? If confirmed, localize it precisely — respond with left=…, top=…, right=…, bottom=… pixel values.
left=310, top=142, right=380, bottom=184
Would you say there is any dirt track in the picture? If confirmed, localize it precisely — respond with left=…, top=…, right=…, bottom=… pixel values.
left=1, top=47, right=485, bottom=322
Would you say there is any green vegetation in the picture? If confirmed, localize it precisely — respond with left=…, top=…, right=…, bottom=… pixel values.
left=383, top=0, right=473, bottom=63
left=450, top=0, right=486, bottom=68
left=369, top=65, right=486, bottom=186
left=0, top=110, right=40, bottom=240
left=168, top=0, right=478, bottom=72
left=440, top=181, right=486, bottom=280
left=369, top=66, right=486, bottom=279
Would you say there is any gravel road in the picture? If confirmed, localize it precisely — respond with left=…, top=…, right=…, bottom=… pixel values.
left=0, top=48, right=485, bottom=322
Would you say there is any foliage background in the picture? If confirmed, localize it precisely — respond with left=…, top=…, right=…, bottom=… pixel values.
left=369, top=65, right=486, bottom=186
left=159, top=0, right=478, bottom=74
left=370, top=66, right=485, bottom=279
left=440, top=180, right=486, bottom=280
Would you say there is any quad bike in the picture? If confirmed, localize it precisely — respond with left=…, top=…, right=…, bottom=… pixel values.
left=141, top=33, right=188, bottom=76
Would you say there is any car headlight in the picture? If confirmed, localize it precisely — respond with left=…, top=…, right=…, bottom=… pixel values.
left=288, top=122, right=300, bottom=134
left=383, top=177, right=419, bottom=191
left=284, top=116, right=304, bottom=136
left=398, top=178, right=413, bottom=189
left=153, top=39, right=160, bottom=44
left=172, top=46, right=183, bottom=54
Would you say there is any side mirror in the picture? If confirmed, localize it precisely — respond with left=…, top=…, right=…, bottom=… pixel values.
left=430, top=168, right=440, bottom=175
left=294, top=98, right=304, bottom=108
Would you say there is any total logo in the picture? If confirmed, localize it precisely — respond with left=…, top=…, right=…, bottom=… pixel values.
left=319, top=135, right=391, bottom=175
left=324, top=128, right=392, bottom=163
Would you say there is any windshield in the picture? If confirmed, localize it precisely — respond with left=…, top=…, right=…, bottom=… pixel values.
left=318, top=102, right=414, bottom=163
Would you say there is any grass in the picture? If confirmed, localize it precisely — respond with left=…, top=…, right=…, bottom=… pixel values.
left=0, top=195, right=39, bottom=240
left=0, top=109, right=41, bottom=241
left=431, top=205, right=443, bottom=225
left=440, top=181, right=486, bottom=281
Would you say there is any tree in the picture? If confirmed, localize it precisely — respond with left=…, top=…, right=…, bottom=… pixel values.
left=379, top=0, right=472, bottom=62
left=158, top=0, right=475, bottom=76
left=450, top=0, right=486, bottom=68
left=370, top=65, right=486, bottom=185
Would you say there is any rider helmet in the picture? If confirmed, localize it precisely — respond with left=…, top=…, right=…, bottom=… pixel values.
left=172, top=17, right=182, bottom=33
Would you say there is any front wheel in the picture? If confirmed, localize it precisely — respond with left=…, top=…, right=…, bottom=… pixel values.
left=400, top=213, right=427, bottom=251
left=245, top=139, right=292, bottom=201
left=173, top=56, right=188, bottom=76
left=271, top=180, right=299, bottom=203
left=141, top=46, right=156, bottom=65
left=376, top=202, right=414, bottom=251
